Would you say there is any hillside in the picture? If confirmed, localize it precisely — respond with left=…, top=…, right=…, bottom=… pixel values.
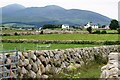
left=1, top=4, right=111, bottom=26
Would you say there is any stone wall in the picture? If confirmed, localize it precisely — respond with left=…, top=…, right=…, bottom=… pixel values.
left=100, top=52, right=120, bottom=78
left=0, top=45, right=119, bottom=78
left=1, top=29, right=88, bottom=36
left=17, top=45, right=120, bottom=78
left=2, top=39, right=120, bottom=45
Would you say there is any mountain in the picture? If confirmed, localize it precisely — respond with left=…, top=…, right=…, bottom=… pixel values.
left=1, top=4, right=111, bottom=26
left=2, top=4, right=25, bottom=15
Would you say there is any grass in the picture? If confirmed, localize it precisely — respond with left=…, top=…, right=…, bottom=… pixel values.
left=92, top=30, right=118, bottom=33
left=2, top=43, right=103, bottom=51
left=2, top=34, right=119, bottom=41
left=56, top=62, right=105, bottom=78
left=105, top=30, right=118, bottom=33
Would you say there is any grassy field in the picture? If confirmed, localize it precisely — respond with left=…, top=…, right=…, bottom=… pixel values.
left=92, top=30, right=118, bottom=34
left=105, top=30, right=118, bottom=33
left=2, top=43, right=103, bottom=51
left=2, top=34, right=119, bottom=41
left=1, top=30, right=115, bottom=78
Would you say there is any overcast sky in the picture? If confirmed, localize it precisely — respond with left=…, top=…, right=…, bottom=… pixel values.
left=0, top=0, right=119, bottom=20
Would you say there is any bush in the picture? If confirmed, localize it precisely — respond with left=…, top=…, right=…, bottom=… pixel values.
left=87, top=27, right=92, bottom=34
left=101, top=30, right=107, bottom=34
left=93, top=30, right=100, bottom=34
left=40, top=30, right=44, bottom=34
left=94, top=54, right=108, bottom=64
left=3, top=34, right=11, bottom=36
left=14, top=32, right=19, bottom=36
left=117, top=28, right=120, bottom=34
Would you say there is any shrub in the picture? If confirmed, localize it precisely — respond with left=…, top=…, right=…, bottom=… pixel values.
left=117, top=28, right=120, bottom=34
left=3, top=34, right=11, bottom=36
left=94, top=54, right=107, bottom=64
left=101, top=30, right=107, bottom=34
left=14, top=32, right=19, bottom=36
left=87, top=27, right=92, bottom=34
left=93, top=30, right=100, bottom=34
left=40, top=30, right=44, bottom=34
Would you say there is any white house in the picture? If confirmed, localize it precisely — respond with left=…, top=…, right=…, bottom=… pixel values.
left=104, top=26, right=110, bottom=29
left=84, top=22, right=99, bottom=29
left=62, top=24, right=69, bottom=29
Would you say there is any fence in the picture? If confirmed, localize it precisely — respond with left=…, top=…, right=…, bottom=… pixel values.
left=0, top=50, right=18, bottom=80
left=36, top=44, right=51, bottom=50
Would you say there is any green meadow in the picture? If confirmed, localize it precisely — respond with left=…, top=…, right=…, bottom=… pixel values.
left=2, top=34, right=119, bottom=41
left=2, top=43, right=103, bottom=51
left=1, top=32, right=119, bottom=78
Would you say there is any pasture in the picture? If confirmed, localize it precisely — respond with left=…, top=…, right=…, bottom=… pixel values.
left=2, top=34, right=119, bottom=41
left=2, top=43, right=103, bottom=51
left=1, top=30, right=119, bottom=78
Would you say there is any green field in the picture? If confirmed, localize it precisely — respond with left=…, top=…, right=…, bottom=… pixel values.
left=2, top=43, right=103, bottom=51
left=2, top=34, right=118, bottom=50
left=1, top=32, right=117, bottom=78
left=92, top=30, right=118, bottom=34
left=2, top=34, right=119, bottom=41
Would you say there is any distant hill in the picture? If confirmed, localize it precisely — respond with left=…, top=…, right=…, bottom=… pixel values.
left=1, top=4, right=111, bottom=26
left=2, top=4, right=25, bottom=15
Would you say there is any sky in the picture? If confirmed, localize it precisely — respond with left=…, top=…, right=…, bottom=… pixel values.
left=0, top=0, right=119, bottom=20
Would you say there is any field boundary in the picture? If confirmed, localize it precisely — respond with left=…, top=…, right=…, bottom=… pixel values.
left=1, top=39, right=120, bottom=45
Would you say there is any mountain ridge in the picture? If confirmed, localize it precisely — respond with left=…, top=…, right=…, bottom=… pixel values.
left=1, top=4, right=111, bottom=26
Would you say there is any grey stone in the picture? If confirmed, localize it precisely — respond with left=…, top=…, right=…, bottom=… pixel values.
left=36, top=67, right=42, bottom=78
left=24, top=59, right=29, bottom=66
left=32, top=62, right=38, bottom=73
left=21, top=67, right=27, bottom=74
left=29, top=70, right=36, bottom=78
left=40, top=64, right=45, bottom=73
left=26, top=64, right=32, bottom=70
left=45, top=64, right=51, bottom=73
left=22, top=52, right=29, bottom=58
left=40, top=75, right=49, bottom=78
left=30, top=51, right=37, bottom=61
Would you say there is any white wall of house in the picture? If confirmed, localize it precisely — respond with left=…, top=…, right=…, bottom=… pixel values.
left=62, top=24, right=69, bottom=29
left=104, top=26, right=110, bottom=29
left=92, top=25, right=99, bottom=29
left=84, top=22, right=98, bottom=29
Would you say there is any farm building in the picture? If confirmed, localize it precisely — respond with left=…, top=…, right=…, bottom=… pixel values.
left=62, top=24, right=69, bottom=29
left=84, top=22, right=99, bottom=29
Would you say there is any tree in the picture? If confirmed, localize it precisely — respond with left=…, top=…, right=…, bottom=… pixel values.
left=42, top=24, right=61, bottom=29
left=102, top=25, right=106, bottom=28
left=87, top=27, right=92, bottom=34
left=109, top=19, right=119, bottom=30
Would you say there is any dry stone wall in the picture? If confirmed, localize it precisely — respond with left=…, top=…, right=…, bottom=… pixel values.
left=0, top=45, right=119, bottom=78
left=17, top=45, right=120, bottom=78
left=100, top=52, right=120, bottom=78
left=2, top=39, right=120, bottom=45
